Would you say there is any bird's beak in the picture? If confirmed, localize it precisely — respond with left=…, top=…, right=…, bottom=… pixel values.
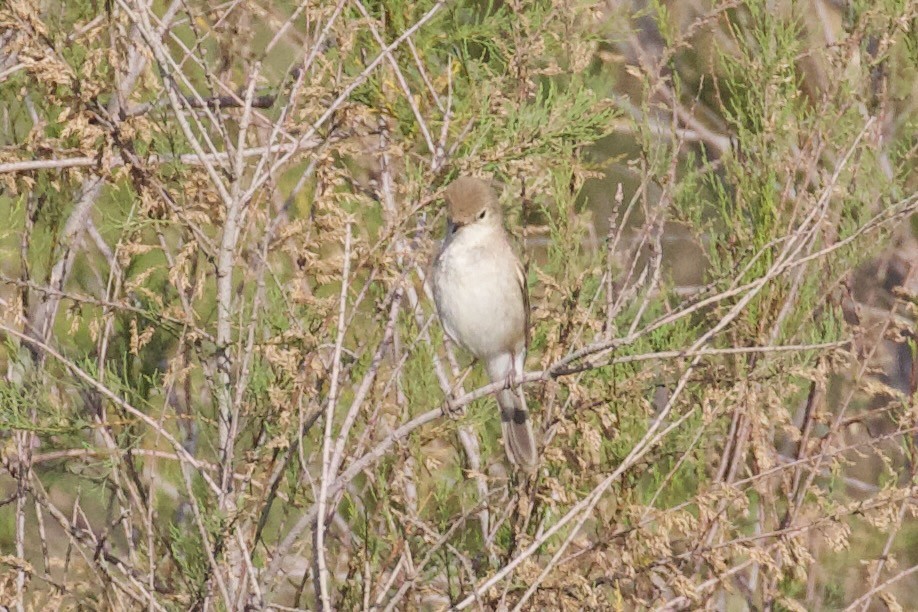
left=447, top=219, right=463, bottom=235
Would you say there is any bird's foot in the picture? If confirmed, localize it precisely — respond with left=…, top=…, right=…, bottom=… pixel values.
left=504, top=370, right=520, bottom=391
left=444, top=396, right=464, bottom=420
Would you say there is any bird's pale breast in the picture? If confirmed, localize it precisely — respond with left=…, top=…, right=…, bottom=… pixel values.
left=433, top=225, right=526, bottom=361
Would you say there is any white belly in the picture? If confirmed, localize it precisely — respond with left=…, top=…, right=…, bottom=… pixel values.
left=433, top=228, right=526, bottom=361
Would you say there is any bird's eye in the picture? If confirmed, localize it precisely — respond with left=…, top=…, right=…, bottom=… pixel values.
left=478, top=209, right=487, bottom=220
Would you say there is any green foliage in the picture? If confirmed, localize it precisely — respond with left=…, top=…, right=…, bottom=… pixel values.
left=1, top=0, right=917, bottom=608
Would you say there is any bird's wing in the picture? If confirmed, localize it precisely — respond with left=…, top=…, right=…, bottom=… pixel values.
left=431, top=247, right=462, bottom=347
left=516, top=256, right=530, bottom=350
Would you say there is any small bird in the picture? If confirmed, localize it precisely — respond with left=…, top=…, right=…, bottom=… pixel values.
left=432, top=176, right=538, bottom=471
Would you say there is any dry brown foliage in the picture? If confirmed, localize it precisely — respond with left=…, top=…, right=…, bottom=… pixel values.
left=1, top=0, right=917, bottom=609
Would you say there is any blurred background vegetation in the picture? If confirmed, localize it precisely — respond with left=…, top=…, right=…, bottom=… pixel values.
left=1, top=0, right=917, bottom=609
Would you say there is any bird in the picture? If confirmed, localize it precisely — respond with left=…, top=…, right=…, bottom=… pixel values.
left=432, top=176, right=538, bottom=471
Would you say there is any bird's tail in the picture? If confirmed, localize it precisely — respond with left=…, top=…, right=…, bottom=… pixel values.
left=497, top=388, right=538, bottom=472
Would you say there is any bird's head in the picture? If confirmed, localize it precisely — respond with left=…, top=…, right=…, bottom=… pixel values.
left=444, top=176, right=502, bottom=234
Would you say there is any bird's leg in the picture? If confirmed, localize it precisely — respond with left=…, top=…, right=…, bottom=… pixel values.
left=504, top=352, right=518, bottom=390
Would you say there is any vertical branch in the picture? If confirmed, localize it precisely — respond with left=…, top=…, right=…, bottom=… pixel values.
left=26, top=176, right=103, bottom=353
left=215, top=65, right=260, bottom=511
left=214, top=183, right=242, bottom=505
left=14, top=431, right=28, bottom=612
left=315, top=222, right=353, bottom=610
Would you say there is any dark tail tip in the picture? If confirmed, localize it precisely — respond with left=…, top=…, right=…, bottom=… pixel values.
left=498, top=389, right=538, bottom=472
